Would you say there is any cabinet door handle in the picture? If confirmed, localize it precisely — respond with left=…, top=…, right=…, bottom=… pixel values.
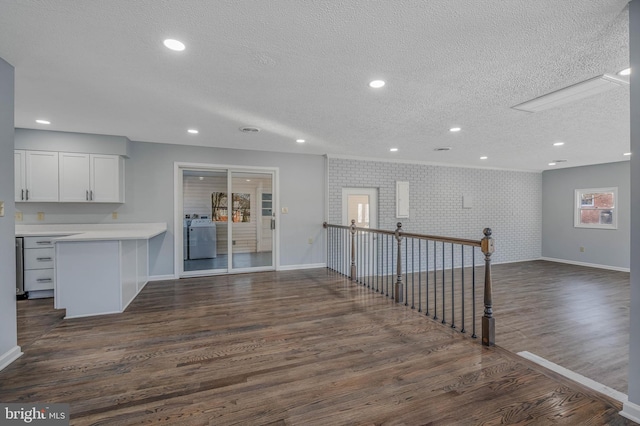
left=90, top=190, right=93, bottom=201
left=26, top=189, right=29, bottom=201
left=86, top=190, right=89, bottom=201
left=36, top=257, right=52, bottom=261
left=36, top=241, right=52, bottom=245
left=36, top=278, right=53, bottom=283
left=21, top=189, right=24, bottom=200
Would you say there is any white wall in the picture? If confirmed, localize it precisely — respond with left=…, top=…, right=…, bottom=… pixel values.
left=0, top=57, right=20, bottom=369
left=541, top=161, right=630, bottom=270
left=328, top=157, right=542, bottom=264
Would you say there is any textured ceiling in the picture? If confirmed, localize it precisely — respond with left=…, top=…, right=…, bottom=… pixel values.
left=0, top=0, right=631, bottom=171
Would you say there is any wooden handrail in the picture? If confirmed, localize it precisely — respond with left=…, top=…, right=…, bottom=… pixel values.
left=323, top=222, right=481, bottom=247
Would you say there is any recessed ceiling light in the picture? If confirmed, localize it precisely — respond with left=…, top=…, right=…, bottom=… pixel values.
left=369, top=80, right=385, bottom=88
left=449, top=127, right=461, bottom=132
left=296, top=139, right=305, bottom=143
left=548, top=162, right=557, bottom=166
left=618, top=68, right=631, bottom=76
left=480, top=156, right=488, bottom=160
left=389, top=148, right=398, bottom=152
left=187, top=129, right=198, bottom=134
left=246, top=179, right=251, bottom=182
left=199, top=177, right=204, bottom=180
left=624, top=152, right=632, bottom=156
left=163, top=39, right=185, bottom=51
left=35, top=119, right=50, bottom=125
left=553, top=142, right=564, bottom=146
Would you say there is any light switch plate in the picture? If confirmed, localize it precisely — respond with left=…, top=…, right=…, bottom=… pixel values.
left=112, top=211, right=118, bottom=220
left=15, top=211, right=23, bottom=221
left=281, top=207, right=289, bottom=214
left=37, top=212, right=45, bottom=221
left=0, top=201, right=4, bottom=217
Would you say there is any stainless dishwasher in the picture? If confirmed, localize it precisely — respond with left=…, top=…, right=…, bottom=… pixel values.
left=16, top=237, right=25, bottom=297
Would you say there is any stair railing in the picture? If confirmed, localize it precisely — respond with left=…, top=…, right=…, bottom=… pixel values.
left=323, top=220, right=495, bottom=346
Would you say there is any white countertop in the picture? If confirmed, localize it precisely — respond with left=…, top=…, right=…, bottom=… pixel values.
left=15, top=223, right=167, bottom=241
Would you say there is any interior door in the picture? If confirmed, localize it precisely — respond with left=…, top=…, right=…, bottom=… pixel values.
left=342, top=188, right=378, bottom=280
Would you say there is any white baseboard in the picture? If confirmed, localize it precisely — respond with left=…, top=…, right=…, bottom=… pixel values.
left=517, top=351, right=628, bottom=403
left=148, top=274, right=176, bottom=282
left=621, top=400, right=640, bottom=424
left=0, top=346, right=23, bottom=372
left=539, top=257, right=630, bottom=273
left=278, top=263, right=326, bottom=271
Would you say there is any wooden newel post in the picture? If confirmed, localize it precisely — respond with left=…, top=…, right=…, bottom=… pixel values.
left=481, top=228, right=495, bottom=346
left=350, top=219, right=357, bottom=281
left=394, top=222, right=403, bottom=303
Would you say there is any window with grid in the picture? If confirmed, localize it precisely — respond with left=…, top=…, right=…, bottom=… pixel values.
left=574, top=187, right=617, bottom=229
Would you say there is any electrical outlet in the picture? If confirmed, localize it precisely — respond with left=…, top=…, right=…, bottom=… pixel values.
left=112, top=211, right=118, bottom=220
left=308, top=237, right=313, bottom=244
left=15, top=211, right=23, bottom=221
left=281, top=207, right=289, bottom=214
left=37, top=212, right=45, bottom=221
left=0, top=201, right=4, bottom=217
left=579, top=246, right=585, bottom=252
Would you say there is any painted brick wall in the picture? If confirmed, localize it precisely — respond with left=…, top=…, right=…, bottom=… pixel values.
left=328, top=158, right=542, bottom=265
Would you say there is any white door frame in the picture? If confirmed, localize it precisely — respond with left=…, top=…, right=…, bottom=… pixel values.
left=342, top=187, right=378, bottom=228
left=173, top=162, right=279, bottom=278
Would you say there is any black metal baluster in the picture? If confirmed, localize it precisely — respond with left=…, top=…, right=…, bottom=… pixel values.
left=418, top=239, right=421, bottom=312
left=411, top=238, right=415, bottom=309
left=404, top=238, right=408, bottom=306
left=433, top=240, right=437, bottom=320
left=442, top=241, right=446, bottom=325
left=426, top=239, right=429, bottom=317
left=386, top=234, right=390, bottom=297
left=451, top=243, right=455, bottom=329
left=461, top=245, right=465, bottom=333
left=472, top=248, right=477, bottom=339
left=411, top=238, right=422, bottom=312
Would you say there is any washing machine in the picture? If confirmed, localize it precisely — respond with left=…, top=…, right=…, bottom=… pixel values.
left=188, top=218, right=217, bottom=259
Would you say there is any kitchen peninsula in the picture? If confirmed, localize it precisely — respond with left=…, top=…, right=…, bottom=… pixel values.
left=15, top=223, right=167, bottom=318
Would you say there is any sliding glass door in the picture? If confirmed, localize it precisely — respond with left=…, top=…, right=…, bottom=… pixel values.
left=179, top=166, right=275, bottom=277
left=230, top=171, right=274, bottom=270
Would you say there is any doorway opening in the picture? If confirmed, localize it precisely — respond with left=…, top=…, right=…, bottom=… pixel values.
left=175, top=163, right=278, bottom=278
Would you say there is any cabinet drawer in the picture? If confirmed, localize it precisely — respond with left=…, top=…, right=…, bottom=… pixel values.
left=24, top=247, right=54, bottom=269
left=24, top=269, right=54, bottom=291
left=24, top=237, right=55, bottom=248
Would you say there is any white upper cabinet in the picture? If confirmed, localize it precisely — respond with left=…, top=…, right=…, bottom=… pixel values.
left=59, top=152, right=124, bottom=203
left=23, top=150, right=59, bottom=202
left=90, top=154, right=123, bottom=202
left=59, top=152, right=91, bottom=202
left=14, top=150, right=26, bottom=202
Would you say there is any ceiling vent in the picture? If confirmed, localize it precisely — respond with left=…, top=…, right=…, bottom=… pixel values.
left=239, top=126, right=260, bottom=133
left=512, top=74, right=628, bottom=113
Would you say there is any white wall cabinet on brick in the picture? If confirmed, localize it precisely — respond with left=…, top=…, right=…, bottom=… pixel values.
left=14, top=150, right=59, bottom=202
left=59, top=152, right=124, bottom=203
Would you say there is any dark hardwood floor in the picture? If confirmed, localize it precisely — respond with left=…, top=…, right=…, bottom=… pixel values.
left=4, top=265, right=632, bottom=425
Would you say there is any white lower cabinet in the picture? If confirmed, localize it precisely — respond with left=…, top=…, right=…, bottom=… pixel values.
left=23, top=236, right=57, bottom=298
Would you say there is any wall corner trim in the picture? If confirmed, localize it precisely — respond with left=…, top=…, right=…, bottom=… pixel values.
left=278, top=263, right=326, bottom=271
left=621, top=400, right=640, bottom=424
left=148, top=274, right=177, bottom=282
left=0, top=346, right=23, bottom=372
left=540, top=257, right=630, bottom=272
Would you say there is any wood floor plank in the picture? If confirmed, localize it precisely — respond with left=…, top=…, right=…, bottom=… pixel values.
left=2, top=267, right=632, bottom=425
